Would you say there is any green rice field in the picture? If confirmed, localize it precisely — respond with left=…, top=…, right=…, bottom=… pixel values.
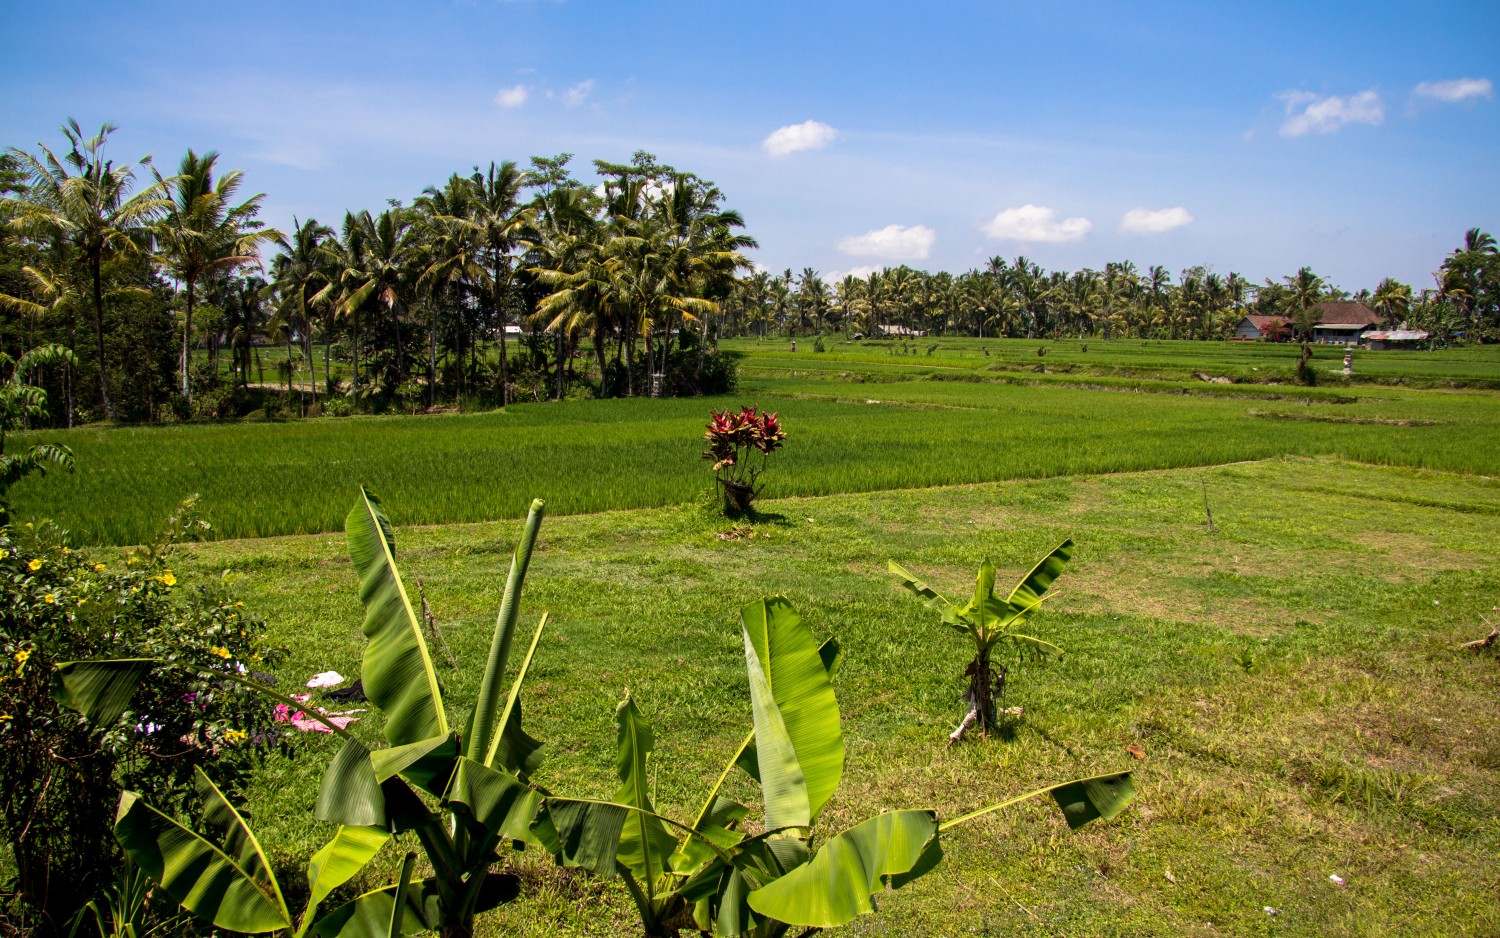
left=14, top=338, right=1500, bottom=545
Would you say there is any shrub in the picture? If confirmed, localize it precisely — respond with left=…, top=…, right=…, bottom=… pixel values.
left=0, top=503, right=284, bottom=934
left=702, top=405, right=786, bottom=513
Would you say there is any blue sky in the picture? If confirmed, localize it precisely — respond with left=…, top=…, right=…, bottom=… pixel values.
left=3, top=0, right=1496, bottom=290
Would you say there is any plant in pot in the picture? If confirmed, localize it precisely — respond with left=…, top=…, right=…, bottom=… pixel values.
left=702, top=406, right=785, bottom=515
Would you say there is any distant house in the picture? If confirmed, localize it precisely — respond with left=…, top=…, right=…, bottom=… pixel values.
left=1235, top=315, right=1289, bottom=341
left=1311, top=301, right=1381, bottom=345
left=876, top=324, right=926, bottom=337
left=1363, top=329, right=1429, bottom=350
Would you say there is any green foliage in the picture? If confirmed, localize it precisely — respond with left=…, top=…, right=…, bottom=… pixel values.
left=0, top=344, right=75, bottom=523
left=890, top=540, right=1072, bottom=738
left=592, top=596, right=1132, bottom=936
left=56, top=491, right=561, bottom=938
left=0, top=505, right=282, bottom=934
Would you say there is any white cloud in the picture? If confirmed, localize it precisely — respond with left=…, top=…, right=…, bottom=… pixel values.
left=825, top=265, right=883, bottom=282
left=762, top=120, right=838, bottom=157
left=494, top=84, right=529, bottom=108
left=1119, top=206, right=1194, bottom=235
left=981, top=205, right=1091, bottom=243
left=1413, top=77, right=1494, bottom=103
left=563, top=79, right=595, bottom=107
left=836, top=224, right=935, bottom=260
left=1278, top=89, right=1384, bottom=136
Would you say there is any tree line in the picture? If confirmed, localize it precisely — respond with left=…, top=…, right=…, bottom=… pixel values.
left=0, top=122, right=753, bottom=424
left=735, top=237, right=1496, bottom=344
left=2, top=119, right=1495, bottom=426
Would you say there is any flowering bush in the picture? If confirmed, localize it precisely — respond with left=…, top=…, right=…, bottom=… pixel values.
left=0, top=505, right=284, bottom=933
left=702, top=405, right=787, bottom=512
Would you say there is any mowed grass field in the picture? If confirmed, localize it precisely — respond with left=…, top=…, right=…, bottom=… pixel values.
left=15, top=339, right=1500, bottom=935
left=12, top=338, right=1500, bottom=545
left=158, top=455, right=1500, bottom=937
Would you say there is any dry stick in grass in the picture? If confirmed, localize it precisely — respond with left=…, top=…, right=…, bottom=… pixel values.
left=1201, top=479, right=1217, bottom=533
left=414, top=577, right=459, bottom=670
left=1459, top=614, right=1498, bottom=651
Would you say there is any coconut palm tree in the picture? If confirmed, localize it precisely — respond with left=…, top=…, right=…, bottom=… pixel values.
left=266, top=218, right=334, bottom=399
left=154, top=150, right=280, bottom=403
left=1371, top=277, right=1412, bottom=326
left=1283, top=266, right=1325, bottom=341
left=2, top=120, right=171, bottom=420
left=468, top=162, right=533, bottom=404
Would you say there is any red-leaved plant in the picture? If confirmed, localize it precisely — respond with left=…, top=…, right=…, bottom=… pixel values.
left=703, top=405, right=786, bottom=512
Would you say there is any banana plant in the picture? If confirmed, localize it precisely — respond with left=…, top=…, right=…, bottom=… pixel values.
left=54, top=488, right=579, bottom=938
left=588, top=595, right=1132, bottom=936
left=889, top=539, right=1072, bottom=742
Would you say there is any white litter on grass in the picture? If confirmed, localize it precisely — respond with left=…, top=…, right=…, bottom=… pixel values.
left=1263, top=907, right=1278, bottom=916
left=306, top=671, right=345, bottom=688
left=1329, top=874, right=1345, bottom=885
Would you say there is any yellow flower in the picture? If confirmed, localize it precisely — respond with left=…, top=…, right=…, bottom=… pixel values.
left=61, top=547, right=70, bottom=554
left=77, top=598, right=87, bottom=606
left=160, top=571, right=177, bottom=587
left=223, top=729, right=248, bottom=744
left=0, top=713, right=11, bottom=724
left=250, top=654, right=263, bottom=662
left=209, top=646, right=231, bottom=659
left=234, top=601, right=244, bottom=607
left=27, top=559, right=41, bottom=571
left=94, top=562, right=106, bottom=571
left=43, top=594, right=56, bottom=604
left=13, top=649, right=29, bottom=664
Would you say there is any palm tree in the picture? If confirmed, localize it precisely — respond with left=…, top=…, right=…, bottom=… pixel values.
left=1283, top=266, right=1325, bottom=341
left=2, top=120, right=171, bottom=419
left=154, top=150, right=280, bottom=402
left=221, top=274, right=269, bottom=390
left=1371, top=277, right=1412, bottom=326
left=468, top=162, right=533, bottom=404
left=267, top=218, right=336, bottom=397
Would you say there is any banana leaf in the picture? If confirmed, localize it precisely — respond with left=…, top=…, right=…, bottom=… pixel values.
left=316, top=738, right=386, bottom=828
left=1006, top=539, right=1073, bottom=612
left=887, top=561, right=967, bottom=631
left=530, top=799, right=630, bottom=877
left=481, top=613, right=548, bottom=778
left=613, top=696, right=681, bottom=892
left=346, top=486, right=448, bottom=746
left=114, top=780, right=291, bottom=934
left=446, top=757, right=544, bottom=842
left=308, top=879, right=435, bottom=938
left=746, top=810, right=938, bottom=929
left=467, top=498, right=545, bottom=767
left=741, top=597, right=843, bottom=831
left=368, top=732, right=458, bottom=797
left=940, top=770, right=1136, bottom=831
left=50, top=658, right=152, bottom=723
left=299, top=825, right=391, bottom=936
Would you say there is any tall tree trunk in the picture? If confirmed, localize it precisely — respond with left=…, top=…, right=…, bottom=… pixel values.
left=494, top=257, right=509, bottom=406
left=352, top=310, right=361, bottom=391
left=393, top=304, right=406, bottom=382
left=305, top=332, right=318, bottom=404
left=89, top=257, right=115, bottom=421
left=595, top=326, right=609, bottom=398
left=180, top=278, right=195, bottom=402
left=428, top=313, right=438, bottom=408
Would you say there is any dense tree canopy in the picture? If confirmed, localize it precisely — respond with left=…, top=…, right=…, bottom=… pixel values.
left=1, top=120, right=1493, bottom=426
